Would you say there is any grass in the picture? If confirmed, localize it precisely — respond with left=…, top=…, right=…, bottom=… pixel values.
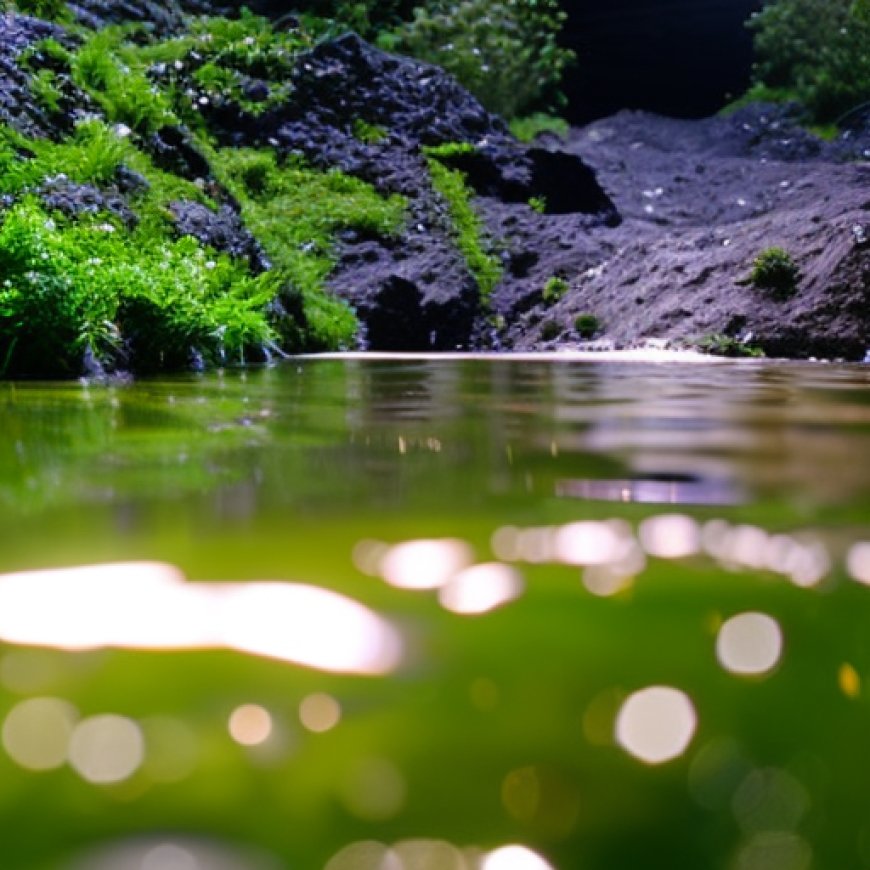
left=210, top=147, right=408, bottom=350
left=424, top=150, right=502, bottom=303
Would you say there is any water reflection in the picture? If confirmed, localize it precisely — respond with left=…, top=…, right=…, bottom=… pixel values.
left=0, top=563, right=402, bottom=675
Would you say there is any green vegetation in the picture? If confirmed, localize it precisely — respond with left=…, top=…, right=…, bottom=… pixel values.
left=211, top=147, right=407, bottom=349
left=424, top=151, right=502, bottom=302
left=528, top=196, right=547, bottom=214
left=542, top=276, right=569, bottom=303
left=0, top=196, right=278, bottom=375
left=395, top=0, right=574, bottom=119
left=697, top=333, right=765, bottom=358
left=539, top=318, right=562, bottom=340
left=352, top=119, right=388, bottom=144
left=745, top=0, right=870, bottom=122
left=510, top=112, right=570, bottom=143
left=747, top=246, right=801, bottom=299
left=574, top=312, right=600, bottom=339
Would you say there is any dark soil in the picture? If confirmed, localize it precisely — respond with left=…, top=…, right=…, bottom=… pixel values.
left=492, top=104, right=870, bottom=359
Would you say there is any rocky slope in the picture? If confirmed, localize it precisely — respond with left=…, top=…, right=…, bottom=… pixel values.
left=0, top=2, right=868, bottom=374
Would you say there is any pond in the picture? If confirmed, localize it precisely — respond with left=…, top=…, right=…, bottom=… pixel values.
left=1, top=354, right=870, bottom=870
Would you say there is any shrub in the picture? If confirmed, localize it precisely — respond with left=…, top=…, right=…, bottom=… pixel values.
left=396, top=0, right=574, bottom=119
left=697, top=333, right=764, bottom=358
left=574, top=313, right=600, bottom=339
left=746, top=0, right=870, bottom=122
left=540, top=319, right=562, bottom=341
left=510, top=113, right=569, bottom=143
left=748, top=247, right=800, bottom=298
left=542, top=276, right=568, bottom=303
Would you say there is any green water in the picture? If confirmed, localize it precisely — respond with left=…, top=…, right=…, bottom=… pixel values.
left=1, top=357, right=870, bottom=870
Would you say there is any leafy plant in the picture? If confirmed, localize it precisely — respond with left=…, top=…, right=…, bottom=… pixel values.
left=747, top=246, right=800, bottom=298
left=574, top=313, right=600, bottom=339
left=542, top=276, right=568, bottom=303
left=425, top=152, right=502, bottom=301
left=352, top=119, right=388, bottom=144
left=745, top=0, right=870, bottom=122
left=528, top=196, right=547, bottom=214
left=696, top=333, right=765, bottom=358
left=211, top=147, right=407, bottom=349
left=540, top=319, right=562, bottom=341
left=510, top=113, right=570, bottom=143
left=396, top=0, right=575, bottom=119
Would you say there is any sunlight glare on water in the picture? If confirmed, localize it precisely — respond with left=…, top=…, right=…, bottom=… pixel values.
left=0, top=563, right=402, bottom=675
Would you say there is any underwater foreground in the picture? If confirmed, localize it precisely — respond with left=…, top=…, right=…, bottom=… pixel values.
left=1, top=355, right=870, bottom=870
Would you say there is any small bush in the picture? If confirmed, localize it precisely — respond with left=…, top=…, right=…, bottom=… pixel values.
left=396, top=0, right=574, bottom=119
left=574, top=313, right=600, bottom=339
left=510, top=113, right=569, bottom=143
left=749, top=247, right=800, bottom=298
left=540, top=319, right=562, bottom=341
left=697, top=333, right=764, bottom=358
left=746, top=0, right=870, bottom=122
left=542, top=276, right=568, bottom=303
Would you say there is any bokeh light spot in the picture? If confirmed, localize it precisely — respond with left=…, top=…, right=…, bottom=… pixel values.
left=339, top=758, right=406, bottom=822
left=482, top=845, right=555, bottom=870
left=615, top=686, right=697, bottom=764
left=68, top=714, right=145, bottom=784
left=2, top=696, right=78, bottom=771
left=847, top=542, right=870, bottom=585
left=299, top=693, right=341, bottom=733
left=438, top=563, right=524, bottom=615
left=141, top=843, right=199, bottom=870
left=379, top=539, right=473, bottom=590
left=324, top=842, right=400, bottom=870
left=716, top=613, right=783, bottom=676
left=228, top=705, right=272, bottom=747
left=638, top=514, right=701, bottom=559
left=839, top=662, right=861, bottom=699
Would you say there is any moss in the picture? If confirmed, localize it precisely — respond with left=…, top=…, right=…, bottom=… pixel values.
left=528, top=196, right=547, bottom=214
left=696, top=334, right=764, bottom=358
left=574, top=313, right=600, bottom=339
left=424, top=152, right=502, bottom=302
left=0, top=197, right=277, bottom=375
left=542, top=276, right=568, bottom=303
left=210, top=147, right=408, bottom=350
left=510, top=113, right=569, bottom=143
left=352, top=119, right=388, bottom=144
left=747, top=247, right=800, bottom=299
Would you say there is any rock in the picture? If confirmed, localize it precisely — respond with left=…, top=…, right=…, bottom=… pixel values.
left=39, top=178, right=139, bottom=228
left=169, top=200, right=271, bottom=272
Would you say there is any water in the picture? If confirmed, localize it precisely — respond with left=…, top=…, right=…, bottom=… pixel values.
left=1, top=356, right=870, bottom=870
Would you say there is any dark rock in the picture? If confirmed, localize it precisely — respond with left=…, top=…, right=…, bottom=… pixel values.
left=169, top=201, right=271, bottom=272
left=39, top=178, right=139, bottom=228
left=148, top=125, right=212, bottom=182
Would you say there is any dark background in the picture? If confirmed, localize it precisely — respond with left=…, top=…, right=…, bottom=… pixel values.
left=560, top=0, right=763, bottom=123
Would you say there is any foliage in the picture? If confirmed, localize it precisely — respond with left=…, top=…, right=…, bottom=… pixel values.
left=542, top=276, right=568, bottom=303
left=425, top=153, right=502, bottom=301
left=211, top=147, right=408, bottom=350
left=574, top=312, right=600, bottom=339
left=10, top=0, right=69, bottom=21
left=510, top=113, right=570, bottom=143
left=696, top=333, right=765, bottom=358
left=395, top=0, right=574, bottom=119
left=71, top=30, right=176, bottom=134
left=528, top=196, right=547, bottom=214
left=29, top=69, right=63, bottom=114
left=0, top=198, right=277, bottom=375
left=746, top=0, right=870, bottom=122
left=352, top=119, right=388, bottom=144
left=748, top=246, right=801, bottom=298
left=540, top=318, right=562, bottom=341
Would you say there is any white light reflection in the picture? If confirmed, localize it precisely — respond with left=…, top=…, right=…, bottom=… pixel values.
left=716, top=613, right=783, bottom=676
left=638, top=515, right=701, bottom=559
left=68, top=714, right=144, bottom=784
left=615, top=686, right=697, bottom=764
left=847, top=542, right=870, bottom=585
left=228, top=705, right=272, bottom=747
left=378, top=539, right=474, bottom=590
left=554, top=521, right=624, bottom=566
left=2, top=696, right=78, bottom=771
left=299, top=693, right=341, bottom=733
left=141, top=843, right=199, bottom=870
left=438, top=564, right=524, bottom=615
left=324, top=842, right=400, bottom=870
left=0, top=563, right=402, bottom=676
left=482, top=845, right=555, bottom=870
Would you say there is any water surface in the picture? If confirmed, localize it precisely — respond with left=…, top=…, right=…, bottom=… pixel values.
left=1, top=357, right=869, bottom=870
